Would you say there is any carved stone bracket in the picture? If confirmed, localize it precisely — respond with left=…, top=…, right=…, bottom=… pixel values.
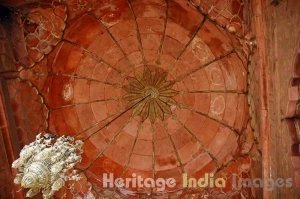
left=286, top=35, right=300, bottom=189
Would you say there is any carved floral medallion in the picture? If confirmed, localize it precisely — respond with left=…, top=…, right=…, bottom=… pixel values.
left=123, top=67, right=179, bottom=123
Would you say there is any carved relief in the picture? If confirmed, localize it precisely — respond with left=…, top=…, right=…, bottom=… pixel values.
left=124, top=67, right=178, bottom=123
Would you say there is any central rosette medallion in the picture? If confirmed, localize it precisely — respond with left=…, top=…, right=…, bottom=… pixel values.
left=124, top=67, right=179, bottom=123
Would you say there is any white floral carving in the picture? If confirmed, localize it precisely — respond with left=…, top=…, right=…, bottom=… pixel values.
left=12, top=133, right=83, bottom=199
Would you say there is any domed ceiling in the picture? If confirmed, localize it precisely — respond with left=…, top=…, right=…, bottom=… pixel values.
left=2, top=0, right=256, bottom=198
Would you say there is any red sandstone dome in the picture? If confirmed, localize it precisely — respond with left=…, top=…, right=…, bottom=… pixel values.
left=1, top=0, right=256, bottom=198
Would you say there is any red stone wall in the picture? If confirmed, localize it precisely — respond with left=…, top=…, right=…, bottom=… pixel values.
left=249, top=0, right=300, bottom=198
left=0, top=82, right=24, bottom=198
left=286, top=38, right=300, bottom=190
left=0, top=23, right=16, bottom=72
left=0, top=0, right=37, bottom=7
left=0, top=130, right=14, bottom=198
